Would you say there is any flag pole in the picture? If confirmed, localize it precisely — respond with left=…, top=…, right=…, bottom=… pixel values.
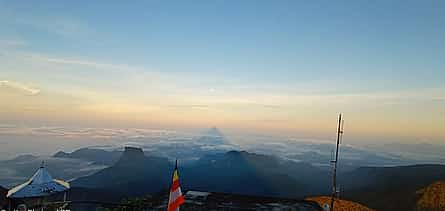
left=167, top=158, right=185, bottom=211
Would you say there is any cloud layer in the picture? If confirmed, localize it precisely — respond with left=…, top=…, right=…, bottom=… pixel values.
left=0, top=80, right=41, bottom=95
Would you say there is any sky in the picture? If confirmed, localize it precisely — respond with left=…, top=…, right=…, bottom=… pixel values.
left=0, top=0, right=444, bottom=144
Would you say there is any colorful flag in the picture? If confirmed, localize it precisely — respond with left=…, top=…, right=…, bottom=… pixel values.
left=168, top=160, right=185, bottom=211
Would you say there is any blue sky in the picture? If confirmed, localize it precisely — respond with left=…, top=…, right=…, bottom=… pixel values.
left=2, top=0, right=444, bottom=88
left=0, top=0, right=444, bottom=142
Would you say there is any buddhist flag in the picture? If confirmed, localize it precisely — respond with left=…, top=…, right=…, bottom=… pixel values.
left=168, top=160, right=185, bottom=211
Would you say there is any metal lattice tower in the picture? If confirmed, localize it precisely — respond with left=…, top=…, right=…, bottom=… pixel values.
left=330, top=114, right=344, bottom=211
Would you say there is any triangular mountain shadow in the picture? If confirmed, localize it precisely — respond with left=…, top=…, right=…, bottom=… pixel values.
left=197, top=127, right=231, bottom=145
left=203, top=127, right=224, bottom=137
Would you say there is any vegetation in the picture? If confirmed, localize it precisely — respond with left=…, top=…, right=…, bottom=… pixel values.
left=417, top=181, right=445, bottom=211
left=306, top=196, right=373, bottom=211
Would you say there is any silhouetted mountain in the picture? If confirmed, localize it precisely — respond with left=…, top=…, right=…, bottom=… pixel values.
left=251, top=141, right=411, bottom=168
left=367, top=142, right=445, bottom=163
left=6, top=154, right=38, bottom=163
left=72, top=147, right=172, bottom=197
left=72, top=148, right=330, bottom=198
left=7, top=145, right=445, bottom=210
left=289, top=150, right=408, bottom=169
left=181, top=150, right=330, bottom=197
left=341, top=164, right=445, bottom=211
left=53, top=148, right=122, bottom=165
left=61, top=147, right=445, bottom=209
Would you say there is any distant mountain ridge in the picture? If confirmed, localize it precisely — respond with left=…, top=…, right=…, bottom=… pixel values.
left=342, top=164, right=445, bottom=191
left=341, top=164, right=445, bottom=211
left=53, top=148, right=122, bottom=165
left=181, top=150, right=329, bottom=197
left=4, top=145, right=445, bottom=210
left=0, top=153, right=108, bottom=188
left=7, top=154, right=38, bottom=162
left=73, top=147, right=330, bottom=198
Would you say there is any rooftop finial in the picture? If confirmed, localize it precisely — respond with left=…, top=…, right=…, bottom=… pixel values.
left=40, top=160, right=45, bottom=168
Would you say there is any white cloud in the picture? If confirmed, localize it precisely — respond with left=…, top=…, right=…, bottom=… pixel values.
left=0, top=80, right=40, bottom=95
left=0, top=39, right=26, bottom=47
left=25, top=54, right=134, bottom=72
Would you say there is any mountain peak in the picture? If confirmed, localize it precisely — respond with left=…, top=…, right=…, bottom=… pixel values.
left=12, top=154, right=38, bottom=162
left=53, top=151, right=69, bottom=158
left=116, top=147, right=146, bottom=165
left=123, top=146, right=144, bottom=157
left=124, top=146, right=144, bottom=154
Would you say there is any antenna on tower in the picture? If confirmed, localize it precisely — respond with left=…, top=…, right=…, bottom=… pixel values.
left=330, top=114, right=344, bottom=211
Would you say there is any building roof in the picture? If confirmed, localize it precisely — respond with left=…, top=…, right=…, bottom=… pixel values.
left=7, top=166, right=70, bottom=198
left=182, top=190, right=323, bottom=210
left=185, top=191, right=211, bottom=197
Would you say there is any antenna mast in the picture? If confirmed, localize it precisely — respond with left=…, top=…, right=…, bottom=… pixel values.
left=330, top=114, right=344, bottom=210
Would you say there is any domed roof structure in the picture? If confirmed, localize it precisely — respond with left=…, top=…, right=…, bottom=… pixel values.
left=7, top=164, right=70, bottom=198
